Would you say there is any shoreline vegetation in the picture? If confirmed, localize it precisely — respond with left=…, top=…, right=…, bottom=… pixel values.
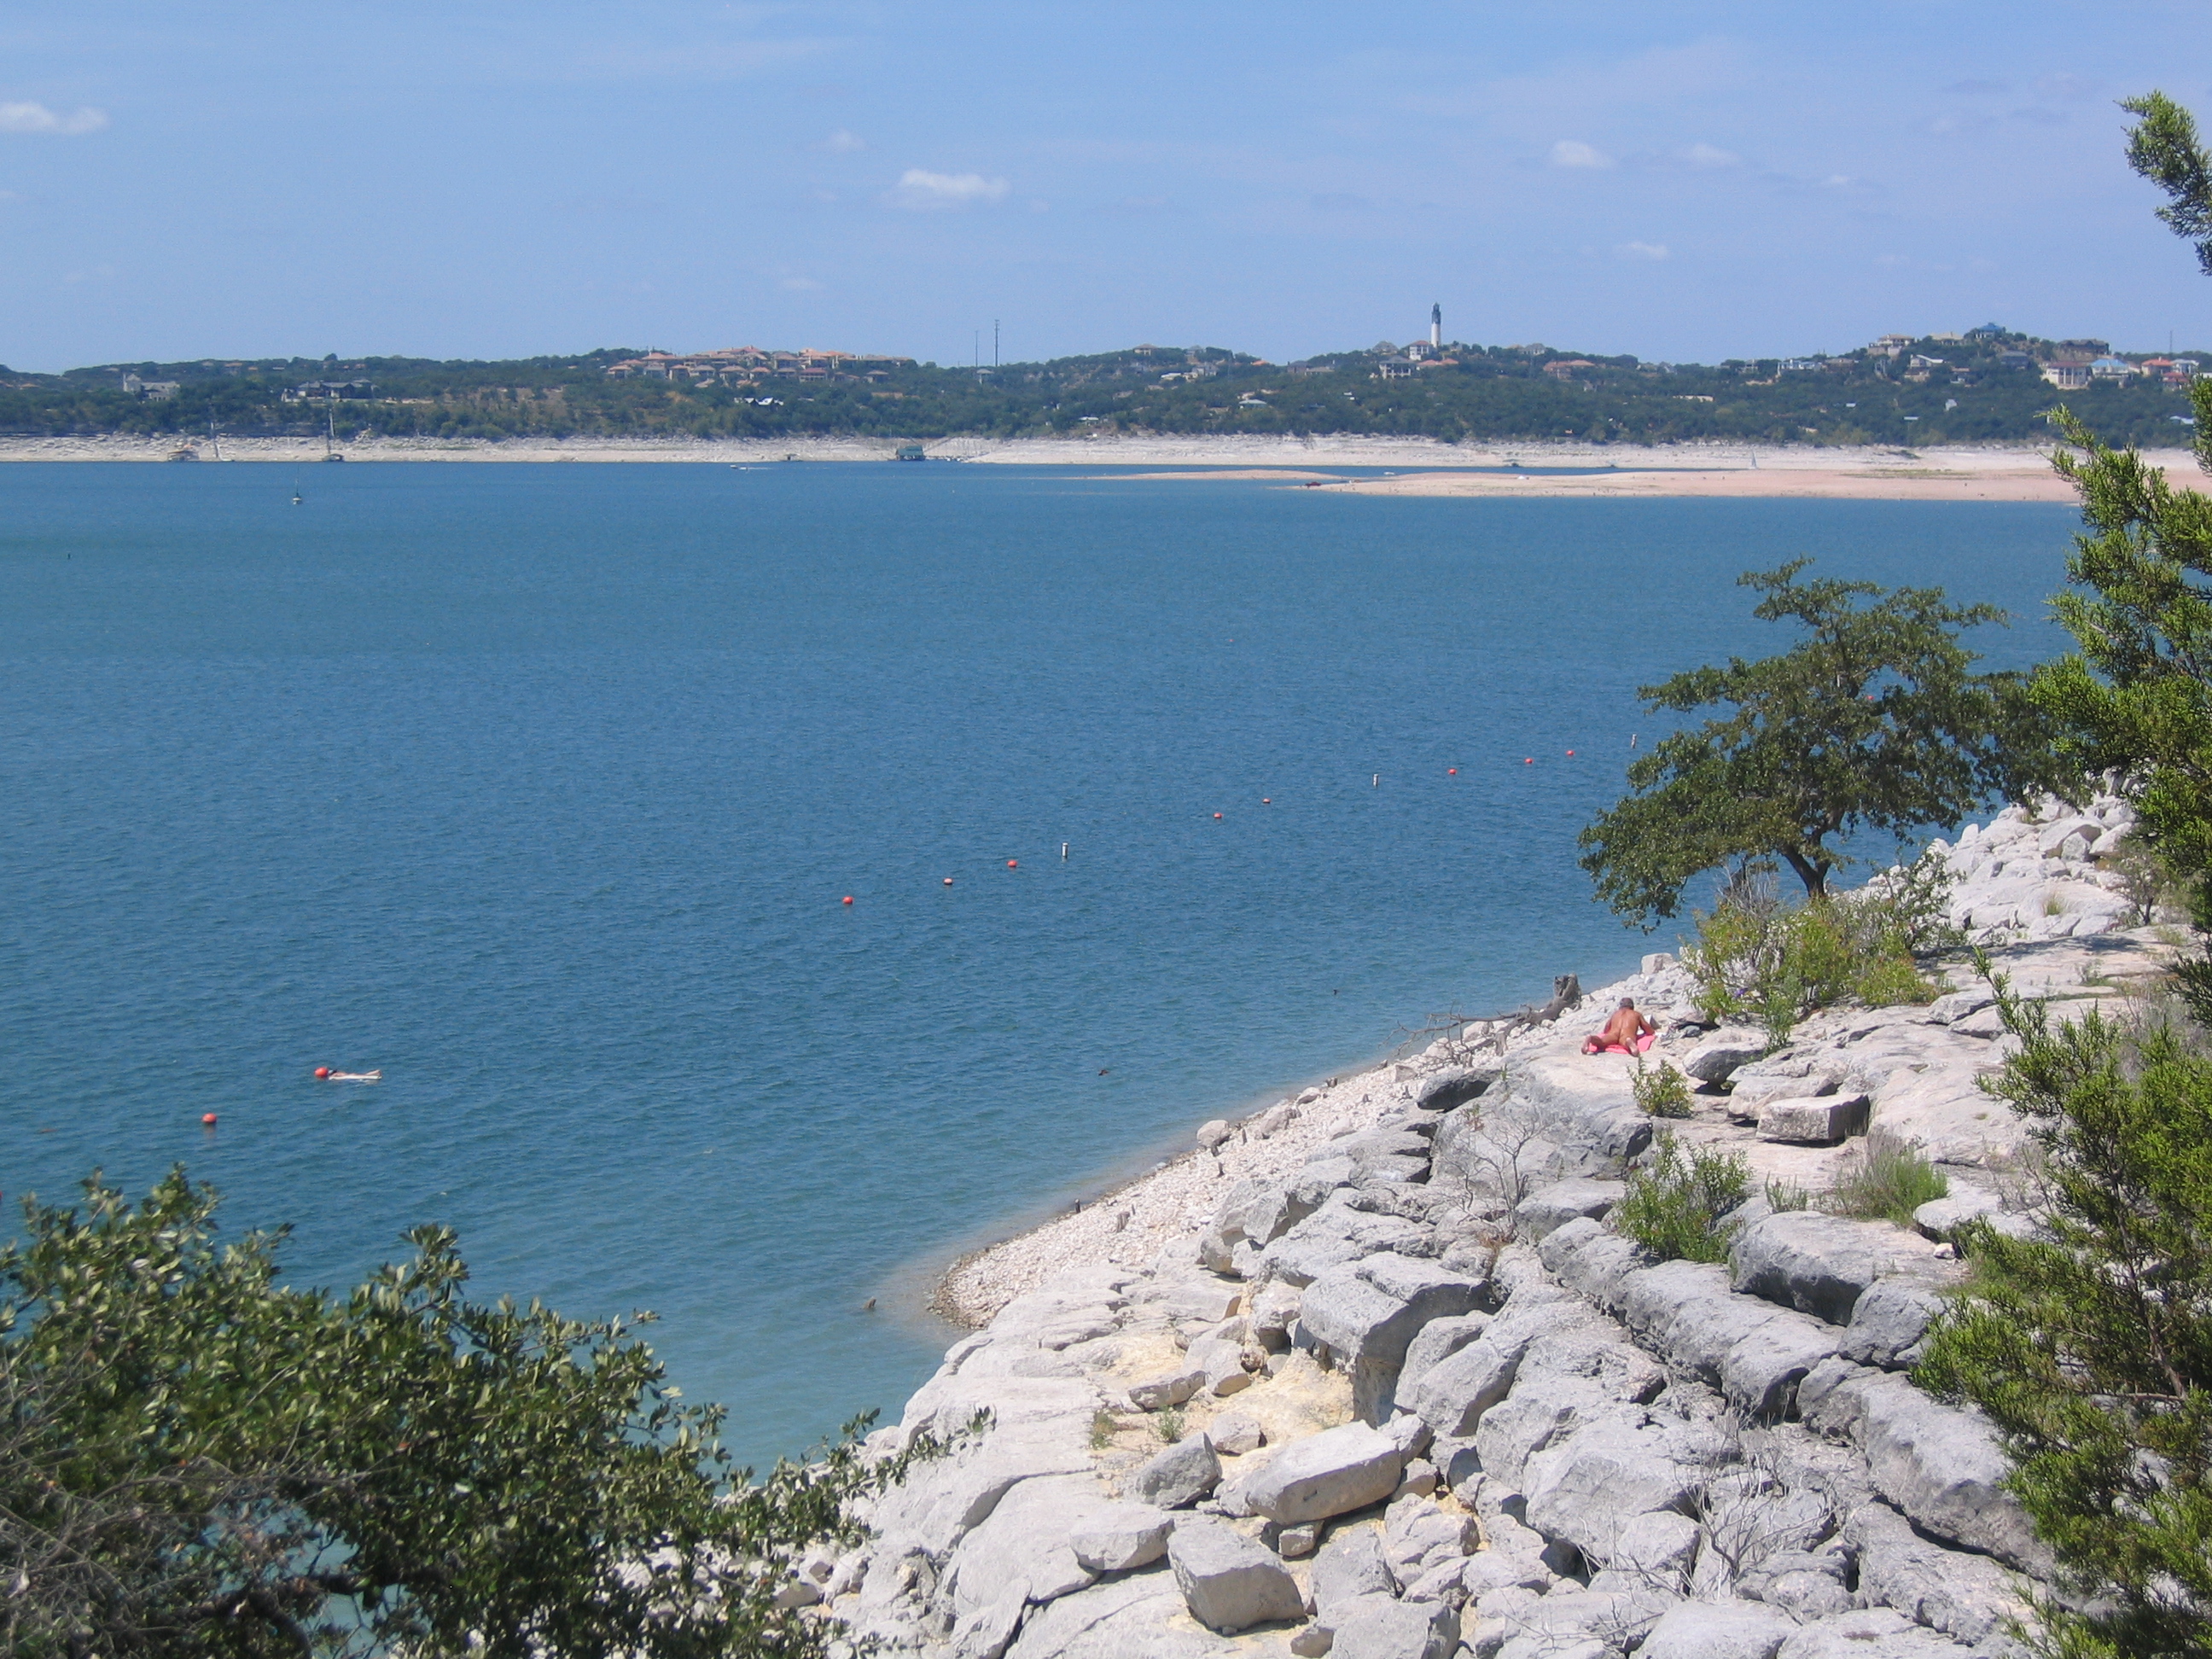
left=4, top=327, right=2202, bottom=453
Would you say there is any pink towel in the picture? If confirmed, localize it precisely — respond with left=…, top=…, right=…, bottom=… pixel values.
left=1586, top=1032, right=1656, bottom=1056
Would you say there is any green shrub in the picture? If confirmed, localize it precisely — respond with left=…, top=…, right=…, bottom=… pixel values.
left=1824, top=1130, right=1948, bottom=1225
left=1685, top=851, right=1960, bottom=1039
left=1155, top=1407, right=1185, bottom=1443
left=1632, top=1057, right=1694, bottom=1118
left=1765, top=1179, right=1813, bottom=1213
left=1615, top=1133, right=1751, bottom=1263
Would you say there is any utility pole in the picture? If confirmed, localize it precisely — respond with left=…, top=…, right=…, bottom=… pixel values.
left=994, top=319, right=1000, bottom=367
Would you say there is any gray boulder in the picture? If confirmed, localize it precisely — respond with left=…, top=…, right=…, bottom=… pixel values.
left=1263, top=1200, right=1430, bottom=1289
left=1521, top=1417, right=1708, bottom=1562
left=1414, top=1064, right=1500, bottom=1112
left=1911, top=1188, right=2003, bottom=1240
left=1128, top=1433, right=1222, bottom=1509
left=1167, top=1516, right=1307, bottom=1633
left=1308, top=1525, right=1399, bottom=1613
left=1839, top=1276, right=1949, bottom=1369
left=1330, top=1598, right=1458, bottom=1659
left=1756, top=1094, right=1871, bottom=1145
left=1637, top=1599, right=1795, bottom=1659
left=1514, top=1179, right=1627, bottom=1243
left=950, top=1579, right=1030, bottom=1659
left=1805, top=1370, right=2051, bottom=1575
left=1843, top=1499, right=2029, bottom=1647
left=1299, top=1255, right=1487, bottom=1368
left=1209, top=1412, right=1264, bottom=1456
left=1735, top=1551, right=1853, bottom=1622
left=1682, top=1028, right=1769, bottom=1084
left=1406, top=1304, right=1561, bottom=1437
left=1240, top=1422, right=1406, bottom=1524
left=1773, top=1609, right=1966, bottom=1659
left=1068, top=1503, right=1175, bottom=1573
left=1729, top=1210, right=1936, bottom=1325
left=1004, top=1572, right=1230, bottom=1658
left=1127, top=1360, right=1207, bottom=1411
left=1399, top=1312, right=1489, bottom=1395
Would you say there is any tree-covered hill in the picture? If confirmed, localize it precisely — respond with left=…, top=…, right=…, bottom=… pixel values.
left=1, top=329, right=2201, bottom=448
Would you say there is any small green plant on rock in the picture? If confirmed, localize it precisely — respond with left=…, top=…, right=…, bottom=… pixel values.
left=1089, top=1410, right=1119, bottom=1450
left=1632, top=1057, right=1694, bottom=1118
left=1765, top=1179, right=1813, bottom=1213
left=1823, top=1130, right=1947, bottom=1225
left=1615, top=1132, right=1751, bottom=1264
left=1155, top=1407, right=1185, bottom=1444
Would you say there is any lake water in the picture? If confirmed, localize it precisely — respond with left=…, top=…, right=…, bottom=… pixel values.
left=0, top=463, right=2077, bottom=1467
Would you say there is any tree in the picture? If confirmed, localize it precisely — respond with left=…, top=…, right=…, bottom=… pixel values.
left=1578, top=559, right=2052, bottom=925
left=1911, top=92, right=2212, bottom=1659
left=1, top=1169, right=919, bottom=1659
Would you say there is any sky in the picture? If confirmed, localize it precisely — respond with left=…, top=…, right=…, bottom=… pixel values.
left=3, top=3, right=2209, bottom=371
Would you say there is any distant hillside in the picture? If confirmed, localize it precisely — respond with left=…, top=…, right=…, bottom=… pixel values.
left=0, top=329, right=2200, bottom=448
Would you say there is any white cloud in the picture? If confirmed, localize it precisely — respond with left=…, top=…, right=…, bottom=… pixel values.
left=1549, top=139, right=1613, bottom=169
left=888, top=168, right=1010, bottom=209
left=1682, top=143, right=1739, bottom=168
left=0, top=102, right=108, bottom=136
left=1615, top=240, right=1670, bottom=260
left=820, top=128, right=864, bottom=154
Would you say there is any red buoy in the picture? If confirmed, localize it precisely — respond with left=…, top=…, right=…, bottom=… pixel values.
left=1566, top=749, right=1575, bottom=756
left=1214, top=812, right=1224, bottom=819
left=201, top=1113, right=218, bottom=1126
left=1447, top=767, right=1458, bottom=775
left=943, top=877, right=954, bottom=886
left=314, top=1067, right=330, bottom=1080
left=1524, top=758, right=1534, bottom=765
left=1007, top=859, right=1018, bottom=869
left=841, top=895, right=853, bottom=905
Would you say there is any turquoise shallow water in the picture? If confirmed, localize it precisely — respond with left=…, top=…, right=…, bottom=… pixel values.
left=0, top=463, right=2074, bottom=1466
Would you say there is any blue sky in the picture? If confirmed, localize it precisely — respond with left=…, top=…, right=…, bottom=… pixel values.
left=3, top=3, right=2209, bottom=370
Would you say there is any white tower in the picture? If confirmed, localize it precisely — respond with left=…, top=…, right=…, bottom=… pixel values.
left=1430, top=304, right=1442, bottom=350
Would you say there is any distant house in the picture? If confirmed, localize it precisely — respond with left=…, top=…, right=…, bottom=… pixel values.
left=1965, top=322, right=2008, bottom=339
left=1871, top=334, right=1915, bottom=358
left=2043, top=360, right=2093, bottom=390
left=121, top=374, right=180, bottom=399
left=1540, top=358, right=1597, bottom=381
left=2089, top=356, right=2138, bottom=380
left=1907, top=354, right=1946, bottom=370
left=285, top=379, right=375, bottom=401
left=1997, top=351, right=2034, bottom=371
left=1778, top=358, right=1821, bottom=372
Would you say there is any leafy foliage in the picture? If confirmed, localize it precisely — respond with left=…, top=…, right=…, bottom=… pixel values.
left=1580, top=561, right=2057, bottom=925
left=1683, top=853, right=1954, bottom=1039
left=1631, top=1057, right=1695, bottom=1119
left=0, top=1169, right=920, bottom=1659
left=1614, top=1134, right=1751, bottom=1264
left=1917, top=983, right=2212, bottom=1656
left=1821, top=1130, right=1948, bottom=1225
left=2124, top=91, right=2212, bottom=276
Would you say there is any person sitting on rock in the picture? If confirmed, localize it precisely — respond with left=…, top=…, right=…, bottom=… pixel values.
left=1583, top=998, right=1656, bottom=1055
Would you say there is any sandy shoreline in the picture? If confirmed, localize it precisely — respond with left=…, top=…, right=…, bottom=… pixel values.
left=2, top=432, right=2196, bottom=500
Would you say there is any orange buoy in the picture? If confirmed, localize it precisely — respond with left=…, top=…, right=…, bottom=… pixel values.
left=201, top=1113, right=218, bottom=1126
left=1007, top=859, right=1018, bottom=868
left=841, top=895, right=853, bottom=905
left=1213, top=812, right=1223, bottom=819
left=314, top=1067, right=330, bottom=1080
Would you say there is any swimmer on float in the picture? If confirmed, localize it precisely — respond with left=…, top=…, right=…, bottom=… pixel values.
left=315, top=1067, right=382, bottom=1082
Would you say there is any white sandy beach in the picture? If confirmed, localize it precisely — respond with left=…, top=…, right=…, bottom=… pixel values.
left=6, top=431, right=2197, bottom=501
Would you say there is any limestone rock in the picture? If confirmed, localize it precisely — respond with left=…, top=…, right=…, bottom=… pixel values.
left=950, top=1579, right=1030, bottom=1659
left=1398, top=1312, right=1488, bottom=1396
left=1683, top=1027, right=1768, bottom=1083
left=1298, top=1254, right=1487, bottom=1368
left=1330, top=1597, right=1458, bottom=1659
left=1735, top=1550, right=1853, bottom=1622
left=1167, top=1515, right=1307, bottom=1633
left=1844, top=1499, right=2029, bottom=1647
left=1513, top=1179, right=1626, bottom=1243
left=1756, top=1093, right=1871, bottom=1145
left=1127, top=1360, right=1207, bottom=1411
left=1522, top=1416, right=1709, bottom=1562
left=1276, top=1522, right=1318, bottom=1558
left=1068, top=1504, right=1176, bottom=1573
left=1637, top=1598, right=1795, bottom=1659
left=1911, top=1188, right=2003, bottom=1240
left=1413, top=1063, right=1500, bottom=1112
left=1209, top=1411, right=1264, bottom=1456
left=1004, top=1572, right=1231, bottom=1658
left=1772, top=1608, right=1965, bottom=1659
left=1241, top=1422, right=1406, bottom=1524
left=1839, top=1275, right=1949, bottom=1369
left=1196, top=1119, right=1232, bottom=1152
left=1729, top=1210, right=1938, bottom=1325
left=1129, top=1433, right=1222, bottom=1510
left=1309, top=1525, right=1399, bottom=1613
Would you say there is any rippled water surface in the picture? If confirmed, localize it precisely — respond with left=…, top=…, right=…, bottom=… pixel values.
left=0, top=463, right=2075, bottom=1464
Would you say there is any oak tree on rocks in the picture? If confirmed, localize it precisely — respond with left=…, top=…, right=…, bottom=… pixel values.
left=1578, top=559, right=2052, bottom=924
left=0, top=1169, right=903, bottom=1659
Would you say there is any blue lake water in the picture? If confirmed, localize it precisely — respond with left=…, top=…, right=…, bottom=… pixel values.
left=0, top=463, right=2078, bottom=1467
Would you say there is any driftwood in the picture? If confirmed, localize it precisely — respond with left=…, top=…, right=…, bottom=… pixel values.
left=1473, top=974, right=1583, bottom=1054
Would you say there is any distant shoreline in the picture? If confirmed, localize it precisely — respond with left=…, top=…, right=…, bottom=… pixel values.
left=1, top=433, right=2195, bottom=501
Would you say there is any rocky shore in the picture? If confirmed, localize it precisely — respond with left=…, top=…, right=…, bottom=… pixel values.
left=796, top=793, right=2157, bottom=1659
